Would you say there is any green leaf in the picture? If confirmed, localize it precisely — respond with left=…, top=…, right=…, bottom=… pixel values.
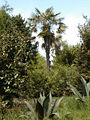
left=24, top=101, right=37, bottom=120
left=36, top=101, right=44, bottom=120
left=35, top=8, right=41, bottom=15
left=54, top=13, right=60, bottom=17
left=39, top=92, right=45, bottom=106
left=38, top=30, right=48, bottom=37
left=69, top=84, right=84, bottom=102
left=51, top=97, right=63, bottom=113
left=19, top=115, right=29, bottom=119
left=43, top=92, right=52, bottom=117
left=87, top=80, right=90, bottom=95
left=49, top=112, right=61, bottom=119
left=81, top=76, right=89, bottom=96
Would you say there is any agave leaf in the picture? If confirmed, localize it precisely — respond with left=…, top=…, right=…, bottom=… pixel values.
left=43, top=91, right=45, bottom=97
left=22, top=111, right=35, bottom=120
left=19, top=115, right=29, bottom=118
left=81, top=76, right=89, bottom=96
left=49, top=112, right=61, bottom=119
left=36, top=101, right=44, bottom=120
left=39, top=93, right=45, bottom=106
left=51, top=97, right=63, bottom=114
left=24, top=101, right=34, bottom=114
left=69, top=84, right=84, bottom=102
left=87, top=80, right=90, bottom=95
left=33, top=99, right=37, bottom=109
left=43, top=92, right=52, bottom=117
left=40, top=92, right=43, bottom=98
left=64, top=112, right=71, bottom=118
left=65, top=112, right=71, bottom=115
left=24, top=101, right=37, bottom=120
left=39, top=93, right=43, bottom=105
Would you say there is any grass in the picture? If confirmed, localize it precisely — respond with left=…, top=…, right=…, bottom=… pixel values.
left=58, top=96, right=90, bottom=120
left=0, top=96, right=90, bottom=120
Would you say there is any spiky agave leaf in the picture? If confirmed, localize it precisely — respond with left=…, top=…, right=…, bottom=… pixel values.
left=38, top=92, right=45, bottom=106
left=69, top=84, right=84, bottom=102
left=36, top=101, right=44, bottom=120
left=33, top=99, right=37, bottom=109
left=81, top=76, right=89, bottom=96
left=24, top=101, right=37, bottom=120
left=43, top=92, right=52, bottom=117
left=49, top=97, right=63, bottom=119
left=51, top=97, right=63, bottom=113
left=87, top=80, right=90, bottom=95
left=19, top=115, right=29, bottom=119
left=49, top=112, right=61, bottom=119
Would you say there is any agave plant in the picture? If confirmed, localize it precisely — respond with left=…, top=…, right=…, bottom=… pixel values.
left=25, top=92, right=63, bottom=120
left=69, top=84, right=84, bottom=102
left=80, top=76, right=90, bottom=96
left=69, top=77, right=90, bottom=102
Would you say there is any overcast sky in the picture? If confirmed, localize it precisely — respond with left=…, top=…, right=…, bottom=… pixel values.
left=0, top=0, right=89, bottom=56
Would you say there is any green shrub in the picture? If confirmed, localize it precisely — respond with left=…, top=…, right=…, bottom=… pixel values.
left=50, top=65, right=80, bottom=96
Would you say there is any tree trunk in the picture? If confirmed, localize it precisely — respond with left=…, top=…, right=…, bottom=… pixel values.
left=45, top=36, right=50, bottom=72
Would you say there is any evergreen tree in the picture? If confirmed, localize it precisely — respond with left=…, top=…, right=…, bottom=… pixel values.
left=78, top=17, right=90, bottom=80
left=0, top=4, right=38, bottom=106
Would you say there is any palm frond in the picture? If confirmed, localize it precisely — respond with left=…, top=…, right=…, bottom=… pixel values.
left=45, top=7, right=53, bottom=14
left=35, top=8, right=41, bottom=15
left=54, top=13, right=60, bottom=17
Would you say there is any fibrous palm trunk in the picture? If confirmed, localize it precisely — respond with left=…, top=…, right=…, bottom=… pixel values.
left=45, top=36, right=50, bottom=72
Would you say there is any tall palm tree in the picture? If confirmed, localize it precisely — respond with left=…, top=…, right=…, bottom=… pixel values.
left=29, top=7, right=66, bottom=71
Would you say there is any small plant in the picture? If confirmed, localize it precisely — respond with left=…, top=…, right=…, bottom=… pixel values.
left=80, top=76, right=90, bottom=96
left=69, top=84, right=84, bottom=102
left=69, top=76, right=90, bottom=102
left=24, top=92, right=63, bottom=120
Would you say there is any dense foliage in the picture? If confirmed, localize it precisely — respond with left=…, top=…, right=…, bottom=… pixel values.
left=0, top=3, right=89, bottom=109
left=78, top=17, right=90, bottom=80
left=0, top=5, right=38, bottom=106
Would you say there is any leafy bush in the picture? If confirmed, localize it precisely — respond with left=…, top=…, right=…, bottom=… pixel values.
left=50, top=65, right=80, bottom=96
left=26, top=54, right=51, bottom=98
left=0, top=9, right=38, bottom=105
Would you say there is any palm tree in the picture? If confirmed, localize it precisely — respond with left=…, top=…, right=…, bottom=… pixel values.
left=29, top=7, right=66, bottom=71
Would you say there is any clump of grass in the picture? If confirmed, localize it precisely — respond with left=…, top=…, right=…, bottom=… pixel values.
left=58, top=96, right=90, bottom=120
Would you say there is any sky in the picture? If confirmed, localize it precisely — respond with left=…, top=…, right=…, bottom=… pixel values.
left=0, top=0, right=90, bottom=56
